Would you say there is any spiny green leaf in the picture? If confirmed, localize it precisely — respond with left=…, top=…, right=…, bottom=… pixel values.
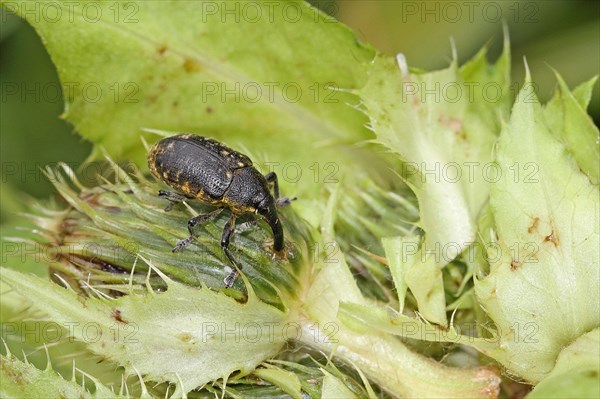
left=382, top=235, right=447, bottom=323
left=253, top=365, right=302, bottom=399
left=527, top=328, right=600, bottom=399
left=360, top=42, right=510, bottom=264
left=0, top=352, right=137, bottom=399
left=0, top=267, right=289, bottom=394
left=544, top=73, right=599, bottom=182
left=572, top=76, right=598, bottom=110
left=359, top=41, right=510, bottom=325
left=302, top=200, right=500, bottom=398
left=355, top=69, right=599, bottom=385
left=476, top=73, right=600, bottom=383
left=382, top=236, right=412, bottom=312
left=321, top=369, right=357, bottom=399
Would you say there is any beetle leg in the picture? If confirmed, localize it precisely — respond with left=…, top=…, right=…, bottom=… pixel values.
left=187, top=208, right=224, bottom=235
left=172, top=208, right=224, bottom=252
left=172, top=236, right=194, bottom=252
left=158, top=190, right=187, bottom=212
left=264, top=172, right=296, bottom=207
left=222, top=214, right=241, bottom=288
left=264, top=172, right=280, bottom=198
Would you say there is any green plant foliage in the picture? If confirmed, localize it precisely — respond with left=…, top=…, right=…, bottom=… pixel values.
left=527, top=328, right=600, bottom=399
left=0, top=350, right=138, bottom=399
left=359, top=39, right=511, bottom=326
left=1, top=266, right=289, bottom=395
left=337, top=70, right=600, bottom=388
left=475, top=71, right=600, bottom=383
left=544, top=74, right=599, bottom=183
left=1, top=0, right=599, bottom=397
left=1, top=0, right=382, bottom=205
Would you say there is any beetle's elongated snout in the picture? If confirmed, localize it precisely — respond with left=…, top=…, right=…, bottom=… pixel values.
left=259, top=200, right=284, bottom=251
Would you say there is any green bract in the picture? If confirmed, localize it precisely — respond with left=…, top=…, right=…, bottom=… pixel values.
left=0, top=351, right=135, bottom=399
left=475, top=71, right=600, bottom=383
left=1, top=166, right=500, bottom=398
left=1, top=267, right=289, bottom=395
left=359, top=39, right=511, bottom=326
left=1, top=0, right=599, bottom=398
left=337, top=71, right=599, bottom=393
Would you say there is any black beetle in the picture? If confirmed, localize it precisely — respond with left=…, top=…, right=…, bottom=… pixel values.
left=147, top=133, right=295, bottom=287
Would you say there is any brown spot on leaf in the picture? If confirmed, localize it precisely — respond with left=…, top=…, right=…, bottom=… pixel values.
left=206, top=106, right=213, bottom=114
left=112, top=309, right=128, bottom=324
left=183, top=58, right=202, bottom=73
left=177, top=333, right=193, bottom=342
left=510, top=259, right=520, bottom=271
left=544, top=231, right=559, bottom=247
left=528, top=217, right=540, bottom=233
left=585, top=370, right=598, bottom=378
left=438, top=115, right=464, bottom=136
left=1, top=358, right=25, bottom=385
left=157, top=45, right=168, bottom=55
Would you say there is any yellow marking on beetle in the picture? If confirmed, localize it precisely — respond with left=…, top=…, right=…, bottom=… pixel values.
left=220, top=149, right=230, bottom=156
left=148, top=147, right=160, bottom=163
left=195, top=190, right=223, bottom=206
left=147, top=152, right=156, bottom=170
left=226, top=171, right=232, bottom=178
left=181, top=182, right=193, bottom=195
left=237, top=162, right=245, bottom=167
left=221, top=195, right=255, bottom=215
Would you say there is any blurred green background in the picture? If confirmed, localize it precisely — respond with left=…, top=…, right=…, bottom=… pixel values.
left=1, top=0, right=599, bottom=223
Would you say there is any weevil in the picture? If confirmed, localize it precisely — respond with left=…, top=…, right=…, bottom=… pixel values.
left=147, top=133, right=295, bottom=288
